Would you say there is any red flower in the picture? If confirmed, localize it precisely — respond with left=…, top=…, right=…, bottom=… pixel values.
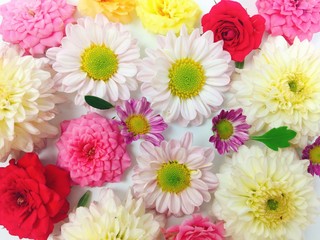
left=201, top=0, right=265, bottom=62
left=0, top=153, right=71, bottom=240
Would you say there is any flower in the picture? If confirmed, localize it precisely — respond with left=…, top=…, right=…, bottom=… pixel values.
left=164, top=215, right=225, bottom=240
left=0, top=0, right=75, bottom=56
left=201, top=0, right=265, bottom=62
left=256, top=0, right=320, bottom=44
left=0, top=43, right=62, bottom=162
left=56, top=112, right=131, bottom=187
left=229, top=36, right=320, bottom=148
left=136, top=0, right=201, bottom=35
left=116, top=97, right=168, bottom=146
left=58, top=188, right=163, bottom=240
left=302, top=136, right=320, bottom=176
left=138, top=26, right=232, bottom=126
left=78, top=0, right=136, bottom=24
left=132, top=132, right=218, bottom=216
left=209, top=108, right=250, bottom=154
left=213, top=145, right=319, bottom=240
left=46, top=14, right=140, bottom=105
left=0, top=153, right=71, bottom=240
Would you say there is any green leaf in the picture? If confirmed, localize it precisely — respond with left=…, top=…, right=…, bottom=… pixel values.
left=85, top=95, right=114, bottom=110
left=77, top=190, right=91, bottom=208
left=250, top=126, right=297, bottom=151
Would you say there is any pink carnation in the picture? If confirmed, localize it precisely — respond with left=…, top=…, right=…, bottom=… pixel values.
left=164, top=215, right=225, bottom=240
left=56, top=112, right=131, bottom=187
left=0, top=0, right=75, bottom=56
left=256, top=0, right=320, bottom=43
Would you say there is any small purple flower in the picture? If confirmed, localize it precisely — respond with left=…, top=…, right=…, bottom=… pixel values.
left=209, top=108, right=250, bottom=154
left=302, top=136, right=320, bottom=176
left=116, top=97, right=168, bottom=146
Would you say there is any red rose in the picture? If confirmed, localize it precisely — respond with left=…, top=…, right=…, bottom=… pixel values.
left=201, top=0, right=265, bottom=62
left=0, top=153, right=71, bottom=240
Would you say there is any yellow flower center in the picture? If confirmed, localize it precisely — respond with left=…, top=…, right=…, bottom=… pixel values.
left=81, top=44, right=118, bottom=81
left=157, top=161, right=191, bottom=193
left=247, top=183, right=295, bottom=228
left=309, top=146, right=320, bottom=164
left=168, top=58, right=205, bottom=99
left=126, top=114, right=150, bottom=135
left=215, top=119, right=234, bottom=140
left=0, top=85, right=13, bottom=111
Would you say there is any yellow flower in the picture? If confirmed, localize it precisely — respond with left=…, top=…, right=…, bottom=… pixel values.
left=78, top=0, right=136, bottom=24
left=136, top=0, right=201, bottom=35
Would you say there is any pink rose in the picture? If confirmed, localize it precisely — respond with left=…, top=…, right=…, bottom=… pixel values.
left=164, top=215, right=225, bottom=240
left=56, top=112, right=131, bottom=187
left=0, top=0, right=75, bottom=56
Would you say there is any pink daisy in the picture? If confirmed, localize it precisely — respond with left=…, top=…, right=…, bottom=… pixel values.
left=56, top=112, right=131, bottom=187
left=132, top=132, right=218, bottom=217
left=209, top=108, right=250, bottom=155
left=116, top=97, right=168, bottom=146
left=302, top=136, right=320, bottom=176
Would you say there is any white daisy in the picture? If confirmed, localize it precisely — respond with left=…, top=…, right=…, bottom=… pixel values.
left=46, top=14, right=140, bottom=105
left=0, top=43, right=62, bottom=161
left=213, top=145, right=319, bottom=240
left=137, top=26, right=233, bottom=126
left=58, top=189, right=162, bottom=240
left=132, top=132, right=219, bottom=217
left=229, top=36, right=320, bottom=147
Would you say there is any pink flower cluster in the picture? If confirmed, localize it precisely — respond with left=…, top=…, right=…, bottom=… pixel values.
left=0, top=0, right=75, bottom=56
left=256, top=0, right=320, bottom=43
left=56, top=113, right=131, bottom=187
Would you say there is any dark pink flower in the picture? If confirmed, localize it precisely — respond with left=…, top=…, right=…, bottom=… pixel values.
left=302, top=136, right=320, bottom=176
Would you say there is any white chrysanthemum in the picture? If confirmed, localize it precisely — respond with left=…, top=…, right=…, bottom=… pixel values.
left=138, top=26, right=232, bottom=126
left=47, top=14, right=140, bottom=105
left=58, top=189, right=162, bottom=240
left=0, top=43, right=62, bottom=162
left=132, top=132, right=218, bottom=217
left=213, top=145, right=319, bottom=240
left=229, top=36, right=320, bottom=147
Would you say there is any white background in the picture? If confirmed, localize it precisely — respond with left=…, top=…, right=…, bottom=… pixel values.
left=0, top=0, right=320, bottom=239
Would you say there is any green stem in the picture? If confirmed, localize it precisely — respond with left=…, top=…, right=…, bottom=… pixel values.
left=235, top=61, right=245, bottom=69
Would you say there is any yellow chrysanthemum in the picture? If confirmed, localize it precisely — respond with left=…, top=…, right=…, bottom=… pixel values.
left=78, top=0, right=136, bottom=24
left=213, top=145, right=319, bottom=240
left=136, top=0, right=201, bottom=35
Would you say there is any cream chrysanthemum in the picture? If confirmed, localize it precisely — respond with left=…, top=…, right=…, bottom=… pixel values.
left=47, top=14, right=140, bottom=105
left=138, top=26, right=232, bottom=126
left=213, top=145, right=319, bottom=240
left=58, top=189, right=162, bottom=240
left=230, top=36, right=320, bottom=147
left=0, top=43, right=61, bottom=162
left=132, top=132, right=218, bottom=217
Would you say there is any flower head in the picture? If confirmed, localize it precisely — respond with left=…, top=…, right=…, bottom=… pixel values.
left=47, top=14, right=140, bottom=105
left=0, top=0, right=75, bottom=56
left=116, top=97, right=168, bottom=146
left=229, top=36, right=320, bottom=147
left=132, top=132, right=219, bottom=216
left=136, top=0, right=201, bottom=35
left=59, top=188, right=163, bottom=240
left=202, top=0, right=265, bottom=62
left=256, top=0, right=320, bottom=44
left=56, top=112, right=131, bottom=187
left=138, top=26, right=232, bottom=126
left=164, top=215, right=225, bottom=240
left=209, top=108, right=250, bottom=154
left=213, top=145, right=319, bottom=240
left=0, top=153, right=71, bottom=240
left=78, top=0, right=136, bottom=24
left=302, top=136, right=320, bottom=176
left=0, top=43, right=62, bottom=162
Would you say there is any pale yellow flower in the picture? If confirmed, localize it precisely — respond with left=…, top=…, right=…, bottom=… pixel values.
left=78, top=0, right=136, bottom=24
left=136, top=0, right=201, bottom=35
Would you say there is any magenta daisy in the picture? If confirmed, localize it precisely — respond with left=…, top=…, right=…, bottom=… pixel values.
left=209, top=108, right=250, bottom=155
left=116, top=97, right=168, bottom=146
left=302, top=136, right=320, bottom=176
